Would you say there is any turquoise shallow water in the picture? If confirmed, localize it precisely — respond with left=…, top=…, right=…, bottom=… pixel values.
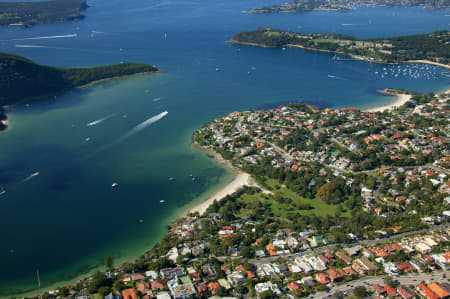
left=0, top=0, right=449, bottom=295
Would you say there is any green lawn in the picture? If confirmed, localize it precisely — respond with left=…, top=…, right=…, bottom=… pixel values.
left=180, top=275, right=192, bottom=284
left=236, top=178, right=350, bottom=218
left=91, top=294, right=104, bottom=299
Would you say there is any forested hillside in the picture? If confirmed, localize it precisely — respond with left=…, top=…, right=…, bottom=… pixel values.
left=0, top=0, right=88, bottom=27
left=231, top=28, right=450, bottom=64
left=0, top=53, right=158, bottom=106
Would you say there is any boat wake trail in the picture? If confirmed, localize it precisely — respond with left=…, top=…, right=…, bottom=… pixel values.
left=21, top=172, right=40, bottom=183
left=116, top=111, right=168, bottom=143
left=84, top=111, right=168, bottom=159
left=87, top=114, right=115, bottom=126
left=328, top=75, right=347, bottom=80
left=1, top=34, right=78, bottom=42
left=15, top=44, right=48, bottom=48
left=341, top=24, right=361, bottom=26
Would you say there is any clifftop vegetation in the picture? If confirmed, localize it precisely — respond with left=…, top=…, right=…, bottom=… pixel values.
left=231, top=28, right=450, bottom=64
left=0, top=53, right=159, bottom=106
left=0, top=0, right=88, bottom=27
left=250, top=0, right=449, bottom=13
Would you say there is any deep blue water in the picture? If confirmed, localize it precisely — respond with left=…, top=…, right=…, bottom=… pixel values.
left=0, top=0, right=448, bottom=295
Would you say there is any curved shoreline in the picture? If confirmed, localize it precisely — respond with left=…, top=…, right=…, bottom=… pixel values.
left=364, top=93, right=412, bottom=112
left=187, top=142, right=265, bottom=216
left=0, top=69, right=163, bottom=134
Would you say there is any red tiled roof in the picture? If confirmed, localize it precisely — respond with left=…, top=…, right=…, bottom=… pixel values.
left=428, top=283, right=450, bottom=298
left=397, top=286, right=414, bottom=299
left=315, top=273, right=330, bottom=284
left=384, top=285, right=398, bottom=297
left=151, top=280, right=165, bottom=291
left=418, top=284, right=439, bottom=299
left=288, top=281, right=303, bottom=291
left=197, top=284, right=208, bottom=293
left=122, top=288, right=138, bottom=299
left=373, top=284, right=385, bottom=294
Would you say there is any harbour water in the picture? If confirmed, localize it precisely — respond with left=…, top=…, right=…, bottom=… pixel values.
left=0, top=0, right=448, bottom=295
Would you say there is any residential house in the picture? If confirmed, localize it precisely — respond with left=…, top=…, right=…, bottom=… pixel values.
left=122, top=289, right=138, bottom=299
left=254, top=282, right=282, bottom=296
left=167, top=279, right=196, bottom=299
left=417, top=284, right=440, bottom=299
left=202, top=264, right=217, bottom=278
left=160, top=268, right=185, bottom=280
left=336, top=252, right=353, bottom=265
left=397, top=286, right=415, bottom=299
left=428, top=283, right=450, bottom=299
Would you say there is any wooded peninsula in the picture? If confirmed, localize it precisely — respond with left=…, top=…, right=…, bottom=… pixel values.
left=230, top=28, right=450, bottom=66
left=0, top=0, right=88, bottom=27
left=0, top=53, right=159, bottom=131
left=250, top=0, right=449, bottom=13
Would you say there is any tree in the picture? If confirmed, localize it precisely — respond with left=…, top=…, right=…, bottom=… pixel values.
left=317, top=182, right=342, bottom=203
left=260, top=290, right=275, bottom=299
left=113, top=280, right=126, bottom=292
left=88, top=271, right=112, bottom=294
left=353, top=286, right=367, bottom=298
left=104, top=256, right=113, bottom=270
left=236, top=284, right=249, bottom=294
left=384, top=275, right=395, bottom=287
left=98, top=286, right=112, bottom=297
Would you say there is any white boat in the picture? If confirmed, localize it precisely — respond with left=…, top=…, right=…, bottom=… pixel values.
left=111, top=182, right=118, bottom=188
left=168, top=177, right=174, bottom=181
left=85, top=137, right=91, bottom=142
left=215, top=68, right=221, bottom=72
left=0, top=187, right=5, bottom=197
left=160, top=200, right=165, bottom=203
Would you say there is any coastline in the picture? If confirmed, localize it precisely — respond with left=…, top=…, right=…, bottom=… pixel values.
left=228, top=40, right=373, bottom=62
left=75, top=69, right=164, bottom=89
left=229, top=40, right=450, bottom=69
left=364, top=88, right=450, bottom=112
left=406, top=60, right=450, bottom=70
left=364, top=93, right=412, bottom=112
left=187, top=142, right=267, bottom=216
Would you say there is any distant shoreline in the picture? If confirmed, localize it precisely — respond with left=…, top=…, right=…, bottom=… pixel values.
left=228, top=39, right=450, bottom=68
left=75, top=69, right=165, bottom=89
left=406, top=60, right=450, bottom=70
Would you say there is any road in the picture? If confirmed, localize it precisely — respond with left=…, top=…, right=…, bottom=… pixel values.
left=313, top=271, right=450, bottom=299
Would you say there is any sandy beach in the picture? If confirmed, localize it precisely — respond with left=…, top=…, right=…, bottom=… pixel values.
left=407, top=60, right=450, bottom=70
left=189, top=143, right=269, bottom=216
left=364, top=93, right=412, bottom=113
left=188, top=172, right=260, bottom=215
